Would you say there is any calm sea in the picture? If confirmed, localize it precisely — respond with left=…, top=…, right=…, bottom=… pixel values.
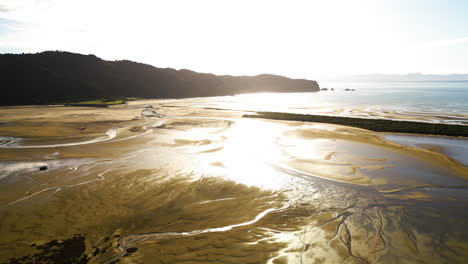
left=187, top=80, right=468, bottom=124
left=316, top=80, right=468, bottom=114
left=206, top=81, right=468, bottom=113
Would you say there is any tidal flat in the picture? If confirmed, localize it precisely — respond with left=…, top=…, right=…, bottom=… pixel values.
left=0, top=100, right=467, bottom=264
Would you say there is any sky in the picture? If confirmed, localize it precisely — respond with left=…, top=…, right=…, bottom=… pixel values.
left=0, top=0, right=468, bottom=79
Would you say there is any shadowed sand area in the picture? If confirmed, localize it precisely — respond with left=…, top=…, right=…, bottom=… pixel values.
left=0, top=100, right=467, bottom=263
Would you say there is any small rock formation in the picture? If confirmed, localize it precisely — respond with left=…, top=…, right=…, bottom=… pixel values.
left=130, top=126, right=143, bottom=132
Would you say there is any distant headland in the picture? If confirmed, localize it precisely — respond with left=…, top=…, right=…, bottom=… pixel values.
left=0, top=51, right=320, bottom=106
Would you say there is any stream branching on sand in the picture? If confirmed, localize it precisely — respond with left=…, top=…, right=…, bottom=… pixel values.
left=0, top=99, right=467, bottom=263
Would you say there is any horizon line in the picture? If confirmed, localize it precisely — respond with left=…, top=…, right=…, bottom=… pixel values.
left=2, top=50, right=468, bottom=78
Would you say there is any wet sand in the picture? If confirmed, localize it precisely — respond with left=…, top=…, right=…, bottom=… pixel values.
left=0, top=100, right=467, bottom=263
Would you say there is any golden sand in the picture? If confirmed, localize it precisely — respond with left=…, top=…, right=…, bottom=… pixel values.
left=0, top=100, right=467, bottom=263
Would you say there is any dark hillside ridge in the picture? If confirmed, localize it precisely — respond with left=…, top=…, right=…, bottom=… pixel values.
left=0, top=51, right=320, bottom=105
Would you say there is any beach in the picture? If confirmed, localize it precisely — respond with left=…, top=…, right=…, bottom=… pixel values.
left=0, top=95, right=467, bottom=263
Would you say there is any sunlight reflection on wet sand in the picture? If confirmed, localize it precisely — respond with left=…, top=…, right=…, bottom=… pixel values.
left=0, top=99, right=467, bottom=263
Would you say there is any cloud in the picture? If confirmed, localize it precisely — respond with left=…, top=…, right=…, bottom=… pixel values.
left=0, top=5, right=11, bottom=13
left=0, top=0, right=55, bottom=22
left=0, top=0, right=25, bottom=18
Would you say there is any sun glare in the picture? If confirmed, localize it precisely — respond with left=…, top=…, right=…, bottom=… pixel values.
left=201, top=118, right=289, bottom=190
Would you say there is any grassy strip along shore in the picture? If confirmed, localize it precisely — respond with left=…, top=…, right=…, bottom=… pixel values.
left=243, top=112, right=468, bottom=137
left=65, top=98, right=138, bottom=108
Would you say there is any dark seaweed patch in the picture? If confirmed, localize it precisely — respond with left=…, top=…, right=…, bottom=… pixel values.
left=8, top=234, right=89, bottom=264
left=123, top=247, right=138, bottom=257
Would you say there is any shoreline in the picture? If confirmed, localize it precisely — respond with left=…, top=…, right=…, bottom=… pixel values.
left=243, top=111, right=468, bottom=137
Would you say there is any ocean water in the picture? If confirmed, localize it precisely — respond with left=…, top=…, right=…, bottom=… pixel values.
left=317, top=80, right=468, bottom=113
left=182, top=80, right=468, bottom=124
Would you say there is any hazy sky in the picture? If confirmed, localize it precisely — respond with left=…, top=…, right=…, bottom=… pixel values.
left=1, top=0, right=468, bottom=78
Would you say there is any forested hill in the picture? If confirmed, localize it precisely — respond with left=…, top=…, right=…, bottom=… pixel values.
left=0, top=51, right=320, bottom=106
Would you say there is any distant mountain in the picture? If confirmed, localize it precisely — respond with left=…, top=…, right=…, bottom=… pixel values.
left=0, top=51, right=320, bottom=106
left=321, top=73, right=468, bottom=82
